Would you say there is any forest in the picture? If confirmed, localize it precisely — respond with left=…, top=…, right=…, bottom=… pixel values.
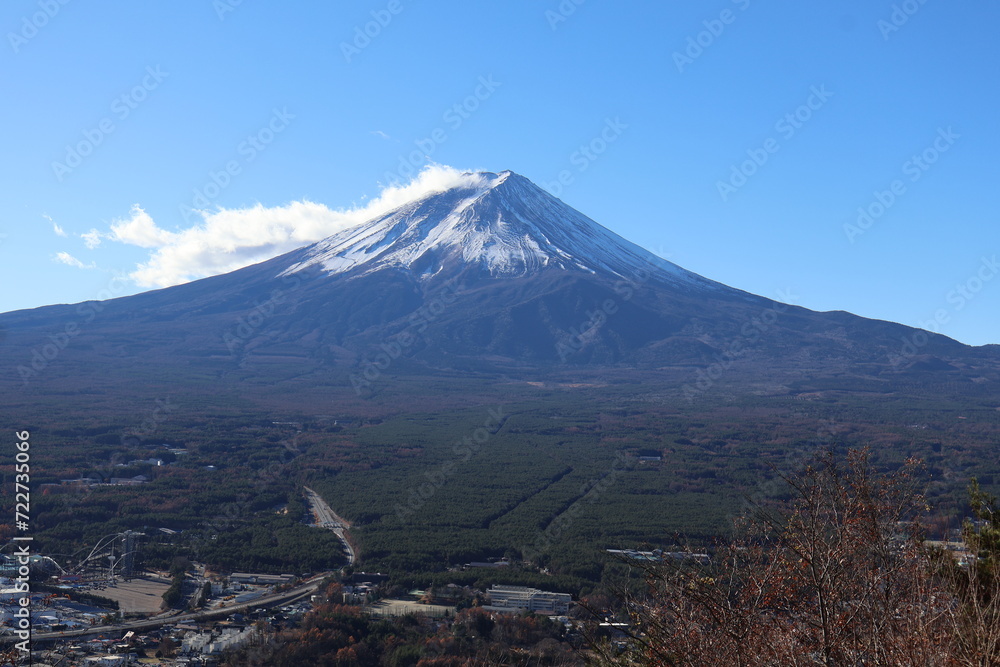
left=2, top=376, right=997, bottom=595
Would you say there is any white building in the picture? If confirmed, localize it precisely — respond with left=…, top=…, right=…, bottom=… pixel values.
left=182, top=627, right=255, bottom=655
left=487, top=585, right=572, bottom=615
left=83, top=656, right=128, bottom=666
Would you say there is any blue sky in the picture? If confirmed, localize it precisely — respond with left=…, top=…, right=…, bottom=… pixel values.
left=2, top=0, right=998, bottom=345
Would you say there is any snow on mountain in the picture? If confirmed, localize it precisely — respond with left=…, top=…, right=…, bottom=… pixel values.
left=279, top=171, right=710, bottom=287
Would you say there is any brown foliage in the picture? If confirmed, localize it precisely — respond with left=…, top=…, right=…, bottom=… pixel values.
left=593, top=449, right=992, bottom=666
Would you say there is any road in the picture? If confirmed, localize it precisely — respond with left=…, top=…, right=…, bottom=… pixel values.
left=27, top=573, right=330, bottom=643
left=303, top=486, right=355, bottom=566
left=20, top=489, right=354, bottom=645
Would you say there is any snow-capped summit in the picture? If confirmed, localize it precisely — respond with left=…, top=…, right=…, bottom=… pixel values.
left=280, top=170, right=706, bottom=287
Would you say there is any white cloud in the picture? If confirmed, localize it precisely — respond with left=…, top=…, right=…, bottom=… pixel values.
left=44, top=213, right=67, bottom=238
left=100, top=165, right=481, bottom=288
left=110, top=205, right=179, bottom=248
left=82, top=229, right=103, bottom=249
left=54, top=252, right=96, bottom=269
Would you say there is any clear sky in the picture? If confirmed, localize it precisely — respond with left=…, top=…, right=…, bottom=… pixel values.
left=2, top=1, right=998, bottom=345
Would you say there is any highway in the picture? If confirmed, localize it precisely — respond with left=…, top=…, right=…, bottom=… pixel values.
left=24, top=488, right=354, bottom=645
left=303, top=486, right=356, bottom=565
left=28, top=572, right=331, bottom=643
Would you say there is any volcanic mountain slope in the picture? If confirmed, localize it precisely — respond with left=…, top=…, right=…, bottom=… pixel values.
left=279, top=171, right=704, bottom=284
left=1, top=170, right=998, bottom=396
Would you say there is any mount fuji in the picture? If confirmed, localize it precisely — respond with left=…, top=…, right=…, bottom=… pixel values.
left=1, top=170, right=997, bottom=397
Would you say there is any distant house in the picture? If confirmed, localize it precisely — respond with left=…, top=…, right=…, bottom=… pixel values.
left=107, top=475, right=148, bottom=485
left=61, top=477, right=101, bottom=486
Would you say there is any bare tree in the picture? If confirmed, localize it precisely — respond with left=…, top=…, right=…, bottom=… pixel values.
left=591, top=449, right=959, bottom=666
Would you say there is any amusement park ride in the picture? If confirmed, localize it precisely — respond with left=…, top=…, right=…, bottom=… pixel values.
left=58, top=530, right=145, bottom=584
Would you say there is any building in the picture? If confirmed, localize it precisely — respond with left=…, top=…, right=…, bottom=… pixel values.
left=606, top=548, right=710, bottom=564
left=181, top=627, right=257, bottom=656
left=82, top=656, right=129, bottom=666
left=487, top=585, right=572, bottom=615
